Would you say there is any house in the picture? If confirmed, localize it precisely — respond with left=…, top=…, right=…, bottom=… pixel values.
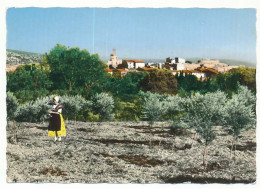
left=114, top=69, right=128, bottom=77
left=165, top=57, right=185, bottom=70
left=120, top=59, right=145, bottom=69
left=171, top=69, right=206, bottom=79
left=133, top=60, right=146, bottom=69
left=196, top=67, right=219, bottom=78
left=105, top=68, right=113, bottom=75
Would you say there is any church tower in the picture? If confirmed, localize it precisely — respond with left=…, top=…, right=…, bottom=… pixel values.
left=110, top=48, right=117, bottom=62
left=107, top=48, right=122, bottom=68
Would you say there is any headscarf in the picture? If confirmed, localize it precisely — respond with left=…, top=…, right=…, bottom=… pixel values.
left=54, top=96, right=59, bottom=103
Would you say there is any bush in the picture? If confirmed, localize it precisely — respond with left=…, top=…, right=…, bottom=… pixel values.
left=7, top=92, right=19, bottom=121
left=178, top=91, right=227, bottom=166
left=224, top=85, right=256, bottom=159
left=114, top=100, right=140, bottom=121
left=92, top=93, right=114, bottom=121
left=141, top=91, right=168, bottom=126
left=15, top=95, right=53, bottom=123
left=163, top=95, right=184, bottom=120
left=140, top=69, right=178, bottom=95
left=60, top=95, right=89, bottom=122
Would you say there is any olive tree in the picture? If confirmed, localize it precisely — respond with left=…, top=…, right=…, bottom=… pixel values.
left=60, top=95, right=88, bottom=126
left=92, top=93, right=114, bottom=121
left=7, top=92, right=19, bottom=122
left=141, top=91, right=168, bottom=146
left=224, top=85, right=256, bottom=160
left=7, top=92, right=19, bottom=142
left=15, top=95, right=53, bottom=123
left=179, top=91, right=227, bottom=166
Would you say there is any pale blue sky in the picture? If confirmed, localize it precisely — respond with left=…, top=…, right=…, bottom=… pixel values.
left=6, top=8, right=256, bottom=63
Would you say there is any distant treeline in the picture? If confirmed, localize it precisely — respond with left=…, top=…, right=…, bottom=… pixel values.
left=6, top=44, right=256, bottom=115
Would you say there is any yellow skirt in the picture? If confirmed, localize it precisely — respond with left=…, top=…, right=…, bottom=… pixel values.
left=48, top=114, right=66, bottom=137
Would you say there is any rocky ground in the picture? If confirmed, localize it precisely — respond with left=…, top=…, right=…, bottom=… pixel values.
left=6, top=121, right=256, bottom=184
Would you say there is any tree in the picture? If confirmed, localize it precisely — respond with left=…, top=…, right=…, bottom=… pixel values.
left=6, top=92, right=19, bottom=122
left=60, top=95, right=88, bottom=126
left=141, top=91, right=168, bottom=146
left=140, top=69, right=178, bottom=95
left=107, top=72, right=147, bottom=97
left=224, top=85, right=256, bottom=160
left=178, top=91, right=227, bottom=166
left=175, top=74, right=206, bottom=94
left=209, top=71, right=239, bottom=96
left=164, top=95, right=184, bottom=120
left=15, top=95, right=53, bottom=123
left=7, top=64, right=52, bottom=102
left=92, top=93, right=114, bottom=121
left=47, top=45, right=109, bottom=97
left=229, top=67, right=256, bottom=93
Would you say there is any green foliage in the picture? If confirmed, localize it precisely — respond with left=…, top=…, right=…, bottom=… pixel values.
left=180, top=91, right=227, bottom=145
left=114, top=99, right=141, bottom=121
left=175, top=74, right=207, bottom=95
left=86, top=112, right=100, bottom=122
left=13, top=89, right=50, bottom=104
left=106, top=72, right=147, bottom=97
left=141, top=91, right=168, bottom=126
left=229, top=67, right=256, bottom=93
left=224, top=85, right=256, bottom=137
left=6, top=92, right=19, bottom=121
left=209, top=71, right=239, bottom=96
left=40, top=53, right=50, bottom=72
left=92, top=93, right=114, bottom=121
left=60, top=95, right=90, bottom=121
left=140, top=69, right=178, bottom=95
left=15, top=95, right=53, bottom=123
left=47, top=45, right=109, bottom=97
left=7, top=64, right=52, bottom=102
left=163, top=95, right=184, bottom=120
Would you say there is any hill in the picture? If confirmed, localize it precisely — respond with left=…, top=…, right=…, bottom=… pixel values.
left=6, top=49, right=43, bottom=65
left=7, top=49, right=42, bottom=56
left=185, top=57, right=256, bottom=68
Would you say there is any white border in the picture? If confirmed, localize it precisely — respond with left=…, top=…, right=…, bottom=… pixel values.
left=1, top=1, right=259, bottom=189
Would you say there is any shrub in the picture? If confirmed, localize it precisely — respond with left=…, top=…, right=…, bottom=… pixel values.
left=164, top=95, right=184, bottom=120
left=92, top=93, right=114, bottom=121
left=141, top=91, right=168, bottom=126
left=140, top=69, right=178, bottom=95
left=7, top=92, right=19, bottom=121
left=178, top=91, right=227, bottom=166
left=60, top=95, right=89, bottom=124
left=15, top=95, right=53, bottom=123
left=224, top=85, right=256, bottom=159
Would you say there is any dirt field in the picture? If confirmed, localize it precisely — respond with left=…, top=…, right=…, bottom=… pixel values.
left=6, top=121, right=256, bottom=183
left=6, top=64, right=22, bottom=72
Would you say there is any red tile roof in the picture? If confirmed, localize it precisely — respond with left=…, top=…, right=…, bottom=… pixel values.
left=133, top=60, right=144, bottom=63
left=116, top=69, right=127, bottom=72
left=124, top=59, right=134, bottom=63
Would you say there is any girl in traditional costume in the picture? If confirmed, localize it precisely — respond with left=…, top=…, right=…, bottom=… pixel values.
left=48, top=96, right=66, bottom=141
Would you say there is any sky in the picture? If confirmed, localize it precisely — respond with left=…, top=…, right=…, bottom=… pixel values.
left=6, top=8, right=256, bottom=63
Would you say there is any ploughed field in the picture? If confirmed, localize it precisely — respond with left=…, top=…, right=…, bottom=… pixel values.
left=6, top=121, right=256, bottom=183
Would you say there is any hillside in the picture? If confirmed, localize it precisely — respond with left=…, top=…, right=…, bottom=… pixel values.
left=185, top=57, right=256, bottom=68
left=6, top=121, right=256, bottom=183
left=6, top=49, right=43, bottom=65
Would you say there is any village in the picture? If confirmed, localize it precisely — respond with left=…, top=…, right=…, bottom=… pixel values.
left=106, top=49, right=239, bottom=79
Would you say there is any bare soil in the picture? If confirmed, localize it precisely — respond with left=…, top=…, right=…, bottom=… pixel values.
left=6, top=121, right=256, bottom=183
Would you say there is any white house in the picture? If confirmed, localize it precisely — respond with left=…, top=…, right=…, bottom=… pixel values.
left=123, top=59, right=145, bottom=69
left=165, top=57, right=185, bottom=71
